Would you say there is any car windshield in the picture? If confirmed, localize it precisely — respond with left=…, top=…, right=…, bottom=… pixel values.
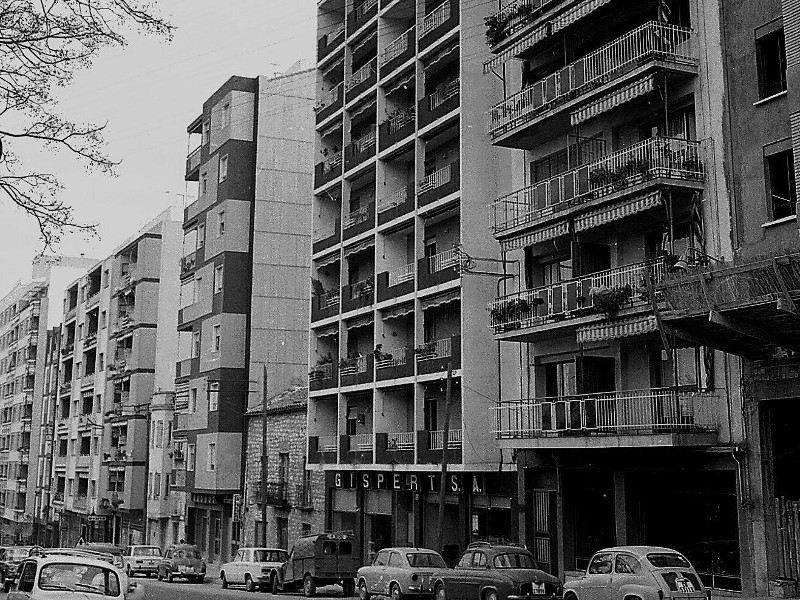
left=132, top=547, right=161, bottom=557
left=254, top=550, right=288, bottom=562
left=493, top=553, right=537, bottom=569
left=173, top=549, right=198, bottom=559
left=647, top=553, right=691, bottom=568
left=39, top=563, right=121, bottom=596
left=407, top=553, right=447, bottom=568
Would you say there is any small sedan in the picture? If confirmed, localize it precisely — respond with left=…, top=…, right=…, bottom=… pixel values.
left=122, top=545, right=162, bottom=578
left=157, top=544, right=206, bottom=583
left=359, top=548, right=447, bottom=600
left=221, top=547, right=288, bottom=591
left=564, top=547, right=706, bottom=600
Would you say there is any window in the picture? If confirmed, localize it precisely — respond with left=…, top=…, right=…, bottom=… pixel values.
left=615, top=554, right=641, bottom=574
left=202, top=120, right=210, bottom=145
left=757, top=28, right=787, bottom=99
left=544, top=361, right=576, bottom=397
left=214, top=265, right=224, bottom=293
left=154, top=472, right=161, bottom=498
left=201, top=172, right=208, bottom=194
left=155, top=420, right=163, bottom=448
left=219, top=155, right=229, bottom=183
left=767, top=149, right=797, bottom=220
left=193, top=276, right=202, bottom=304
left=90, top=480, right=97, bottom=498
left=209, top=382, right=219, bottom=412
left=103, top=269, right=110, bottom=288
left=388, top=552, right=403, bottom=567
left=80, top=436, right=91, bottom=455
left=101, top=311, right=107, bottom=329
left=191, top=331, right=201, bottom=358
left=212, top=324, right=221, bottom=352
left=187, top=443, right=196, bottom=471
left=98, top=352, right=104, bottom=370
left=222, top=103, right=231, bottom=128
left=217, top=210, right=225, bottom=237
left=197, top=224, right=206, bottom=248
left=77, top=324, right=83, bottom=340
left=588, top=553, right=614, bottom=575
left=207, top=442, right=216, bottom=471
left=108, top=470, right=125, bottom=493
left=189, top=388, right=197, bottom=413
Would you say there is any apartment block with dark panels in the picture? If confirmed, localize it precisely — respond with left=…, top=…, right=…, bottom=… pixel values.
left=309, top=0, right=514, bottom=566
left=175, top=70, right=314, bottom=567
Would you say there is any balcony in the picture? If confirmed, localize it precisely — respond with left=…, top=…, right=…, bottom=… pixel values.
left=484, top=0, right=560, bottom=49
left=377, top=185, right=415, bottom=226
left=380, top=26, right=415, bottom=75
left=311, top=290, right=340, bottom=322
left=342, top=279, right=374, bottom=313
left=315, top=151, right=343, bottom=189
left=309, top=363, right=338, bottom=391
left=343, top=202, right=375, bottom=240
left=488, top=22, right=698, bottom=145
left=376, top=431, right=415, bottom=464
left=318, top=25, right=345, bottom=64
left=377, top=264, right=414, bottom=301
left=492, top=389, right=719, bottom=448
left=73, top=495, right=88, bottom=510
left=419, top=0, right=459, bottom=50
left=418, top=160, right=460, bottom=207
left=86, top=291, right=100, bottom=309
left=489, top=258, right=667, bottom=335
left=346, top=58, right=377, bottom=102
left=308, top=435, right=338, bottom=464
left=345, top=129, right=377, bottom=172
left=313, top=218, right=341, bottom=254
left=340, top=354, right=374, bottom=387
left=416, top=335, right=461, bottom=375
left=418, top=248, right=459, bottom=289
left=263, top=481, right=290, bottom=509
left=490, top=137, right=705, bottom=239
left=418, top=428, right=463, bottom=463
left=375, top=346, right=415, bottom=380
left=186, top=146, right=201, bottom=179
left=316, top=83, right=344, bottom=124
left=419, top=79, right=459, bottom=130
left=65, top=306, right=77, bottom=322
left=347, top=0, right=378, bottom=35
left=379, top=107, right=415, bottom=152
left=341, top=432, right=374, bottom=464
left=181, top=251, right=197, bottom=277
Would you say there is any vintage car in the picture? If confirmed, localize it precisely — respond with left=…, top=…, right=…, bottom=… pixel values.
left=0, top=546, right=43, bottom=591
left=157, top=544, right=207, bottom=583
left=564, top=547, right=705, bottom=600
left=122, top=545, right=163, bottom=578
left=431, top=542, right=561, bottom=600
left=270, top=531, right=358, bottom=597
left=76, top=543, right=125, bottom=570
left=7, top=554, right=143, bottom=600
left=220, top=547, right=288, bottom=591
left=358, top=547, right=447, bottom=600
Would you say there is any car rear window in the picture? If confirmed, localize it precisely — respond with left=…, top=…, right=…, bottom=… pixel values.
left=493, top=553, right=536, bottom=569
left=407, top=553, right=447, bottom=568
left=39, top=563, right=121, bottom=596
left=132, top=547, right=161, bottom=557
left=174, top=549, right=198, bottom=559
left=647, top=553, right=691, bottom=568
left=254, top=550, right=287, bottom=562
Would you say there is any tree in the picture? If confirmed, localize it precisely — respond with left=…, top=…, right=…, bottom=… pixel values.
left=0, top=0, right=173, bottom=249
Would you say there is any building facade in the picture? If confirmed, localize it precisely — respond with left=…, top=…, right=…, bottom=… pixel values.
left=174, top=69, right=314, bottom=566
left=309, top=0, right=512, bottom=565
left=242, top=387, right=324, bottom=550
left=56, top=209, right=181, bottom=546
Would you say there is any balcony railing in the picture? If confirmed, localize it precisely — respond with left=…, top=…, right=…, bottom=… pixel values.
left=386, top=106, right=415, bottom=136
left=340, top=355, right=369, bottom=376
left=309, top=362, right=334, bottom=382
left=417, top=337, right=453, bottom=362
left=428, top=79, right=459, bottom=112
left=381, top=27, right=414, bottom=67
left=345, top=279, right=374, bottom=302
left=344, top=202, right=374, bottom=229
left=353, top=0, right=378, bottom=24
left=386, top=431, right=415, bottom=450
left=490, top=137, right=704, bottom=234
left=378, top=187, right=409, bottom=215
left=493, top=389, right=718, bottom=438
left=347, top=59, right=377, bottom=92
left=429, top=248, right=459, bottom=274
left=419, top=162, right=455, bottom=194
left=429, top=429, right=462, bottom=450
left=321, top=150, right=343, bottom=173
left=388, top=263, right=415, bottom=287
left=488, top=258, right=668, bottom=332
left=186, top=146, right=201, bottom=174
left=318, top=435, right=339, bottom=453
left=316, top=83, right=344, bottom=122
left=314, top=219, right=338, bottom=241
left=488, top=22, right=696, bottom=138
left=375, top=347, right=408, bottom=370
left=420, top=0, right=452, bottom=38
left=485, top=0, right=559, bottom=47
left=349, top=433, right=374, bottom=451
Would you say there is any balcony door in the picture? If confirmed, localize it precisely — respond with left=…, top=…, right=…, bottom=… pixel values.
left=576, top=356, right=616, bottom=430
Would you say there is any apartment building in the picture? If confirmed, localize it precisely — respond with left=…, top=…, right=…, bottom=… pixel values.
left=174, top=69, right=313, bottom=565
left=55, top=209, right=181, bottom=546
left=309, top=0, right=510, bottom=564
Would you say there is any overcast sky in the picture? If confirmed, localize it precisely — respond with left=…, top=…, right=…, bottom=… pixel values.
left=0, top=0, right=316, bottom=295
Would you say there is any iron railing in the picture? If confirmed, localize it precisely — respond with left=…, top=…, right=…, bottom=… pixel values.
left=349, top=433, right=374, bottom=451
left=344, top=202, right=374, bottom=229
left=386, top=431, right=415, bottom=450
left=388, top=263, right=415, bottom=287
left=427, top=79, right=459, bottom=111
left=419, top=162, right=454, bottom=194
left=427, top=248, right=459, bottom=274
left=340, top=355, right=369, bottom=376
left=318, top=435, right=339, bottom=453
left=381, top=26, right=414, bottom=66
left=429, top=429, right=462, bottom=450
left=386, top=106, right=415, bottom=135
left=347, top=58, right=377, bottom=91
left=377, top=187, right=409, bottom=214
left=420, top=0, right=452, bottom=38
left=375, top=347, right=408, bottom=370
left=417, top=337, right=453, bottom=361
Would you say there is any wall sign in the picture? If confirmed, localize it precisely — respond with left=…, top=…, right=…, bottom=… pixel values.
left=333, top=471, right=485, bottom=494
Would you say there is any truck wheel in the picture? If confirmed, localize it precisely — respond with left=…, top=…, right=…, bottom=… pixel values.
left=435, top=583, right=447, bottom=600
left=342, top=579, right=355, bottom=596
left=304, top=574, right=317, bottom=597
left=391, top=583, right=402, bottom=600
left=271, top=573, right=279, bottom=594
left=485, top=590, right=498, bottom=600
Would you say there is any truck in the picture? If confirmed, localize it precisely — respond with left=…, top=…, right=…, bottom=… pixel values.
left=270, top=531, right=358, bottom=597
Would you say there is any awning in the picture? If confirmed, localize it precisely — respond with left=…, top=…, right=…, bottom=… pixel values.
left=319, top=120, right=343, bottom=139
left=483, top=0, right=613, bottom=73
left=350, top=99, right=376, bottom=121
left=314, top=323, right=339, bottom=338
left=424, top=43, right=459, bottom=71
left=323, top=59, right=344, bottom=78
left=315, top=252, right=340, bottom=269
left=570, top=75, right=656, bottom=126
left=381, top=302, right=415, bottom=320
left=352, top=31, right=376, bottom=55
left=499, top=221, right=569, bottom=252
left=421, top=289, right=460, bottom=311
left=576, top=315, right=658, bottom=344
left=344, top=238, right=375, bottom=258
left=574, top=191, right=662, bottom=232
left=385, top=72, right=415, bottom=96
left=346, top=315, right=374, bottom=330
left=175, top=381, right=189, bottom=400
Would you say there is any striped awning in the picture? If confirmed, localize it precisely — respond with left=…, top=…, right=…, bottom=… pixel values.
left=576, top=315, right=658, bottom=344
left=344, top=238, right=375, bottom=258
left=385, top=72, right=415, bottom=96
left=319, top=119, right=343, bottom=139
left=346, top=315, right=374, bottom=330
left=350, top=99, right=376, bottom=121
left=381, top=302, right=415, bottom=320
left=352, top=31, right=376, bottom=55
left=425, top=43, right=459, bottom=70
left=315, top=251, right=340, bottom=269
left=421, top=289, right=460, bottom=311
left=574, top=191, right=662, bottom=232
left=314, top=323, right=339, bottom=338
left=483, top=0, right=613, bottom=73
left=499, top=221, right=569, bottom=252
left=175, top=381, right=189, bottom=400
left=570, top=75, right=656, bottom=126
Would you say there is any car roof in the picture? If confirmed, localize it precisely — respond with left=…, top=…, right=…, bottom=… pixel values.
left=379, top=547, right=441, bottom=553
left=79, top=544, right=123, bottom=553
left=129, top=545, right=160, bottom=548
left=594, top=546, right=685, bottom=557
left=241, top=547, right=286, bottom=552
left=169, top=544, right=199, bottom=549
left=26, top=555, right=120, bottom=569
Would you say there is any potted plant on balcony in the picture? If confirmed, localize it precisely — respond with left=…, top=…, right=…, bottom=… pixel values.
left=414, top=342, right=436, bottom=358
left=590, top=284, right=633, bottom=318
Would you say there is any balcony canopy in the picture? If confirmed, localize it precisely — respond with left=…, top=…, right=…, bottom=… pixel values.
left=576, top=315, right=658, bottom=344
left=421, top=289, right=460, bottom=311
left=570, top=75, right=656, bottom=127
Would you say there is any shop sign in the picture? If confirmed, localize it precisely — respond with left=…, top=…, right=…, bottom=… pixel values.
left=333, top=471, right=485, bottom=494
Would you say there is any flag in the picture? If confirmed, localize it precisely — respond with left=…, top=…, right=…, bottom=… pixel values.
left=658, top=0, right=672, bottom=23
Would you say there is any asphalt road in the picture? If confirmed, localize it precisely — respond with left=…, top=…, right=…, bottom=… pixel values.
left=138, top=578, right=347, bottom=599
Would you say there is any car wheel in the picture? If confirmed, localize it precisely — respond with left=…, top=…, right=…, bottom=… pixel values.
left=271, top=573, right=279, bottom=594
left=436, top=583, right=447, bottom=600
left=564, top=593, right=578, bottom=600
left=247, top=575, right=257, bottom=593
left=197, top=576, right=205, bottom=584
left=304, top=574, right=317, bottom=597
left=157, top=568, right=164, bottom=582
left=221, top=571, right=229, bottom=589
left=359, top=580, right=371, bottom=600
left=167, top=571, right=174, bottom=583
left=485, top=590, right=498, bottom=600
left=391, top=583, right=403, bottom=600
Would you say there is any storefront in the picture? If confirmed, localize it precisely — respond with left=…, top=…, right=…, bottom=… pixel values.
left=326, top=470, right=517, bottom=565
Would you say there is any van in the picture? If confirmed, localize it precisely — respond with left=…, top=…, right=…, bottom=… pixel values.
left=270, top=531, right=358, bottom=597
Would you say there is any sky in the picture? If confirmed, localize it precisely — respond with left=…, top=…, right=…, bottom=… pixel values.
left=0, top=0, right=316, bottom=296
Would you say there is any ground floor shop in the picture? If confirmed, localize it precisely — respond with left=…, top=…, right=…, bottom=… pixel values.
left=325, top=470, right=517, bottom=565
left=146, top=516, right=186, bottom=549
left=57, top=508, right=144, bottom=546
left=186, top=493, right=236, bottom=565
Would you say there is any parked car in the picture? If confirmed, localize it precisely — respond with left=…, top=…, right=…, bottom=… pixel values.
left=6, top=554, right=143, bottom=599
left=564, top=547, right=705, bottom=600
left=0, top=546, right=44, bottom=592
left=270, top=531, right=358, bottom=597
left=431, top=542, right=561, bottom=600
left=358, top=547, right=447, bottom=600
left=220, top=547, right=288, bottom=591
left=76, top=542, right=125, bottom=569
left=122, top=545, right=163, bottom=578
left=157, top=544, right=206, bottom=583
